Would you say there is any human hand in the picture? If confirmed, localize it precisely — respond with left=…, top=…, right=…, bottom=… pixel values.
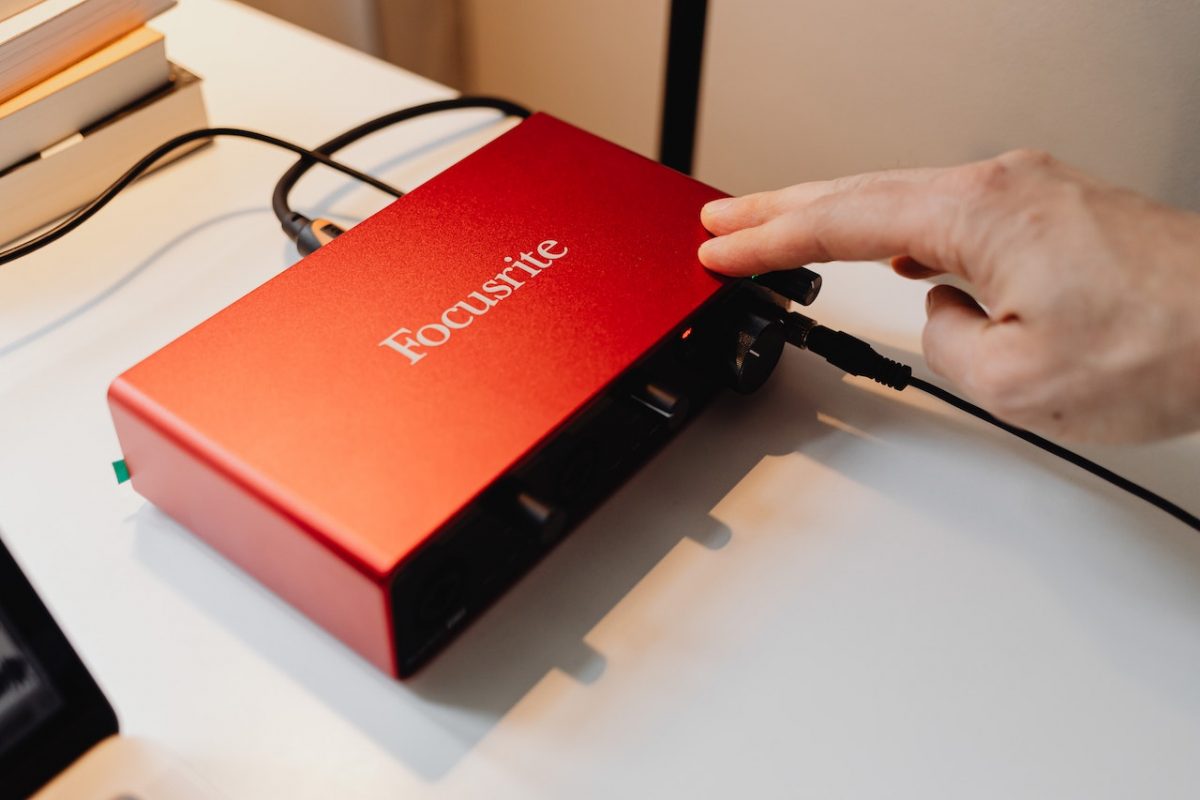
left=697, top=149, right=1200, bottom=443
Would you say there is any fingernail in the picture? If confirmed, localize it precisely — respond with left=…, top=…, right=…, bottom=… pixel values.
left=702, top=198, right=734, bottom=217
left=925, top=289, right=935, bottom=314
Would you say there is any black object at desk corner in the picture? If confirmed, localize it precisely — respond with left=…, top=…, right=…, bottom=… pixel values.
left=0, top=536, right=118, bottom=800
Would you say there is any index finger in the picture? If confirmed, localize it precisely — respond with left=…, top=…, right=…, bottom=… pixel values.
left=697, top=177, right=966, bottom=277
left=701, top=166, right=948, bottom=236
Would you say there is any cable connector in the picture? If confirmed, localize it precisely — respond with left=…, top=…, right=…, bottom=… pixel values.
left=280, top=212, right=345, bottom=256
left=295, top=218, right=345, bottom=256
left=783, top=311, right=912, bottom=390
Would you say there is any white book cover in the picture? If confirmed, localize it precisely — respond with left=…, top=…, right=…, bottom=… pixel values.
left=0, top=27, right=169, bottom=169
left=0, top=65, right=208, bottom=246
left=0, top=0, right=175, bottom=101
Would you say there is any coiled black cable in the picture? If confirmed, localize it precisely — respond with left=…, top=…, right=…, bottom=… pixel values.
left=0, top=97, right=531, bottom=265
left=0, top=127, right=404, bottom=267
left=271, top=96, right=532, bottom=249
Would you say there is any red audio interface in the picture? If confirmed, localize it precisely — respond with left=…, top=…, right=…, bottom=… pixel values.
left=108, top=113, right=798, bottom=677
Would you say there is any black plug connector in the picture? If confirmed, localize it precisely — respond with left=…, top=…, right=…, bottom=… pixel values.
left=783, top=311, right=911, bottom=390
left=280, top=211, right=345, bottom=256
left=295, top=218, right=345, bottom=256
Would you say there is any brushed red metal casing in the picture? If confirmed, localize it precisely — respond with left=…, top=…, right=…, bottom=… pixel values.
left=108, top=113, right=729, bottom=676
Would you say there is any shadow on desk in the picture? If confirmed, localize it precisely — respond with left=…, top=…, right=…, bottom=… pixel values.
left=0, top=207, right=266, bottom=360
left=130, top=347, right=830, bottom=780
left=133, top=342, right=1200, bottom=781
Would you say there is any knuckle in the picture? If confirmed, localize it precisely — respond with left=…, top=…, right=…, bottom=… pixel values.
left=940, top=161, right=1013, bottom=255
left=954, top=149, right=1058, bottom=202
left=1000, top=147, right=1057, bottom=170
left=963, top=158, right=1013, bottom=198
left=936, top=152, right=1058, bottom=274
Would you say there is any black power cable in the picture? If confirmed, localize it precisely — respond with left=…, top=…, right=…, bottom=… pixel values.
left=907, top=376, right=1200, bottom=529
left=271, top=96, right=531, bottom=254
left=0, top=127, right=403, bottom=267
left=781, top=311, right=1200, bottom=532
left=0, top=97, right=530, bottom=265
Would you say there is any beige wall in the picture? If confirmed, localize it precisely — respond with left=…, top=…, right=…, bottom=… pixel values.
left=234, top=0, right=667, bottom=155
left=460, top=0, right=670, bottom=157
left=695, top=0, right=1200, bottom=208
left=235, top=0, right=463, bottom=86
left=233, top=1, right=1200, bottom=209
left=236, top=0, right=381, bottom=53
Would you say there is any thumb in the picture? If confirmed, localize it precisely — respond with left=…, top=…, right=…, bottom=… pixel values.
left=922, top=285, right=990, bottom=383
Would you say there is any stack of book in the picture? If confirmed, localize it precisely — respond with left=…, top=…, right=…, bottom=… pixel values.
left=0, top=0, right=208, bottom=244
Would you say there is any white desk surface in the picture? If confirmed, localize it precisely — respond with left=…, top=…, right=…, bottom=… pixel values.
left=2, top=1, right=1199, bottom=797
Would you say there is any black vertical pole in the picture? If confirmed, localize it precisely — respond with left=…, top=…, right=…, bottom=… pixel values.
left=659, top=0, right=709, bottom=175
